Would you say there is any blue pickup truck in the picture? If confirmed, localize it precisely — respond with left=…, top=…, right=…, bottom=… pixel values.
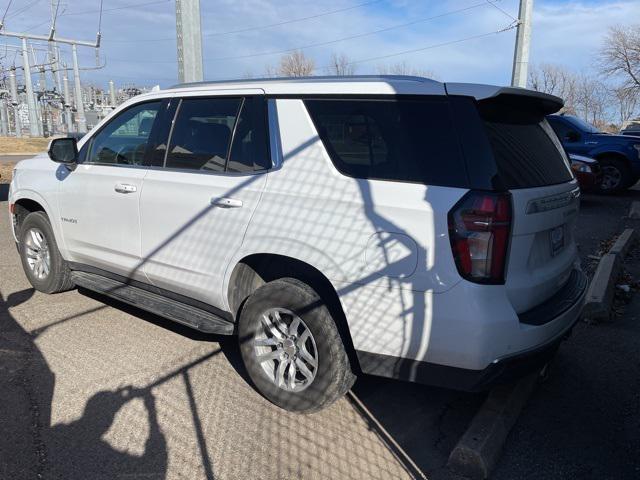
left=547, top=114, right=640, bottom=192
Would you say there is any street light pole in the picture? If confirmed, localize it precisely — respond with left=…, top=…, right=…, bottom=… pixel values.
left=511, top=0, right=534, bottom=88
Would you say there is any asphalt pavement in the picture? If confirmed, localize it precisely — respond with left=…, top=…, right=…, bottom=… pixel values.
left=2, top=179, right=639, bottom=479
left=493, top=187, right=640, bottom=479
left=0, top=185, right=483, bottom=479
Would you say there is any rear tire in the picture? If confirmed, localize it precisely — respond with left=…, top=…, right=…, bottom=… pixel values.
left=18, top=212, right=75, bottom=294
left=238, top=278, right=356, bottom=413
left=598, top=157, right=633, bottom=193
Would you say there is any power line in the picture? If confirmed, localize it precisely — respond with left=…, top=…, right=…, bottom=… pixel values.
left=1, top=0, right=14, bottom=26
left=485, top=0, right=518, bottom=22
left=110, top=0, right=385, bottom=43
left=6, top=0, right=40, bottom=19
left=313, top=23, right=518, bottom=72
left=207, top=1, right=494, bottom=62
left=104, top=1, right=497, bottom=64
left=61, top=0, right=169, bottom=17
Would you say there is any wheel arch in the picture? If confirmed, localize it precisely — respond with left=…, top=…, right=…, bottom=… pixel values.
left=227, top=253, right=361, bottom=371
left=10, top=190, right=57, bottom=243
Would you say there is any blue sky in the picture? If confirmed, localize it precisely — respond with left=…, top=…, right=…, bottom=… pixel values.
left=1, top=0, right=638, bottom=89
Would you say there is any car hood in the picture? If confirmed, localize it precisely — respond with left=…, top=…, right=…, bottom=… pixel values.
left=589, top=133, right=640, bottom=145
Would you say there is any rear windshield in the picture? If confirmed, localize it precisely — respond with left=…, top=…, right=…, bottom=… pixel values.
left=305, top=98, right=468, bottom=187
left=479, top=102, right=573, bottom=189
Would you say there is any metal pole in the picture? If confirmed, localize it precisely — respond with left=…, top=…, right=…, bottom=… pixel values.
left=22, top=38, right=40, bottom=137
left=0, top=99, right=8, bottom=136
left=49, top=43, right=62, bottom=93
left=37, top=65, right=46, bottom=136
left=71, top=43, right=86, bottom=132
left=511, top=0, right=534, bottom=88
left=9, top=68, right=18, bottom=104
left=62, top=68, right=73, bottom=132
left=109, top=79, right=116, bottom=107
left=9, top=68, right=21, bottom=138
left=175, top=0, right=203, bottom=83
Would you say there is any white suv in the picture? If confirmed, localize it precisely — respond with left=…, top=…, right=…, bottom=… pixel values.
left=9, top=76, right=587, bottom=412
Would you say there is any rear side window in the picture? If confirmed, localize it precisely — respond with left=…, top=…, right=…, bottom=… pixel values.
left=479, top=103, right=573, bottom=189
left=166, top=98, right=241, bottom=172
left=305, top=98, right=468, bottom=187
left=227, top=97, right=271, bottom=173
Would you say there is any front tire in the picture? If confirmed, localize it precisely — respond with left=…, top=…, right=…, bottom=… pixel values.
left=598, top=157, right=633, bottom=193
left=238, top=278, right=356, bottom=413
left=18, top=212, right=74, bottom=294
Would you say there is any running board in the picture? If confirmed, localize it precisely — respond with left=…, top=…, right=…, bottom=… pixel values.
left=71, top=271, right=235, bottom=335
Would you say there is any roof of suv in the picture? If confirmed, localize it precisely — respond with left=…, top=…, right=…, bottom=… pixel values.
left=166, top=75, right=446, bottom=96
left=161, top=75, right=563, bottom=111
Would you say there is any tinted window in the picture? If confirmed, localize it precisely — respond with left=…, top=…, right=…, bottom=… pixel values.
left=480, top=103, right=573, bottom=189
left=227, top=97, right=271, bottom=173
left=546, top=117, right=573, bottom=141
left=166, top=98, right=241, bottom=172
left=305, top=98, right=468, bottom=187
left=87, top=101, right=161, bottom=165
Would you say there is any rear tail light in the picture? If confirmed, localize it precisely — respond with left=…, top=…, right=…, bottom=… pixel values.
left=448, top=191, right=512, bottom=284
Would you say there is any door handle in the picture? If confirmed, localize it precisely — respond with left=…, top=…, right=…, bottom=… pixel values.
left=211, top=197, right=243, bottom=208
left=114, top=183, right=137, bottom=194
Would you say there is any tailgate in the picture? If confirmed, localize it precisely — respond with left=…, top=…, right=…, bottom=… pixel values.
left=507, top=181, right=580, bottom=312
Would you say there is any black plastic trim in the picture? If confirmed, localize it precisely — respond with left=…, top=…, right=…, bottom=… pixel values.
left=518, top=269, right=588, bottom=326
left=71, top=270, right=234, bottom=335
left=68, top=262, right=233, bottom=322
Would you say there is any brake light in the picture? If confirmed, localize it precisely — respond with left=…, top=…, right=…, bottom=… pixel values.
left=448, top=191, right=512, bottom=284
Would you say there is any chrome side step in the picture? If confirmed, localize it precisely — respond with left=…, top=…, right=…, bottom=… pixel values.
left=71, top=271, right=234, bottom=335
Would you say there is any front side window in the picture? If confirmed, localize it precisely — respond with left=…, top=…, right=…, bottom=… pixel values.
left=304, top=98, right=468, bottom=187
left=165, top=98, right=241, bottom=172
left=87, top=101, right=161, bottom=166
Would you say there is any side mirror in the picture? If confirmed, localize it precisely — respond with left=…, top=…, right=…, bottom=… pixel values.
left=565, top=131, right=580, bottom=142
left=48, top=137, right=78, bottom=164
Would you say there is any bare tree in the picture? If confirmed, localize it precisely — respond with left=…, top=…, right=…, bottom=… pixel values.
left=600, top=25, right=640, bottom=93
left=611, top=85, right=639, bottom=127
left=376, top=61, right=437, bottom=79
left=326, top=53, right=356, bottom=76
left=276, top=51, right=315, bottom=77
left=574, top=74, right=609, bottom=129
left=528, top=63, right=577, bottom=114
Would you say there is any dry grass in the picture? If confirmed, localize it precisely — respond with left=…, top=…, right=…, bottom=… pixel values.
left=0, top=162, right=15, bottom=184
left=0, top=136, right=50, bottom=154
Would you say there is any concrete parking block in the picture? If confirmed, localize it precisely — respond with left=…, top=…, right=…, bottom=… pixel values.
left=446, top=373, right=538, bottom=480
left=582, top=228, right=636, bottom=323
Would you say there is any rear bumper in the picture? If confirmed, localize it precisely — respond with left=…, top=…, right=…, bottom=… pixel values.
left=357, top=313, right=578, bottom=392
left=356, top=269, right=587, bottom=391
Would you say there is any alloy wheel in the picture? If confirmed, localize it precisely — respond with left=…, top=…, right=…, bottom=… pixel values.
left=24, top=227, right=51, bottom=280
left=253, top=307, right=318, bottom=392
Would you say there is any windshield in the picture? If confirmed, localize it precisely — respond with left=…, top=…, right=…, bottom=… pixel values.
left=565, top=115, right=601, bottom=134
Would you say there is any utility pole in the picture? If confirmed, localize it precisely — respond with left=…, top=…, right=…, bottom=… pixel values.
left=72, top=44, right=87, bottom=132
left=175, top=0, right=203, bottom=83
left=21, top=38, right=40, bottom=137
left=0, top=99, right=8, bottom=136
left=108, top=79, right=116, bottom=107
left=62, top=67, right=73, bottom=132
left=511, top=0, right=534, bottom=88
left=9, top=67, right=21, bottom=138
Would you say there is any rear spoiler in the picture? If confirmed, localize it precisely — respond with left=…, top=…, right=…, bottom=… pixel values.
left=445, top=83, right=564, bottom=116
